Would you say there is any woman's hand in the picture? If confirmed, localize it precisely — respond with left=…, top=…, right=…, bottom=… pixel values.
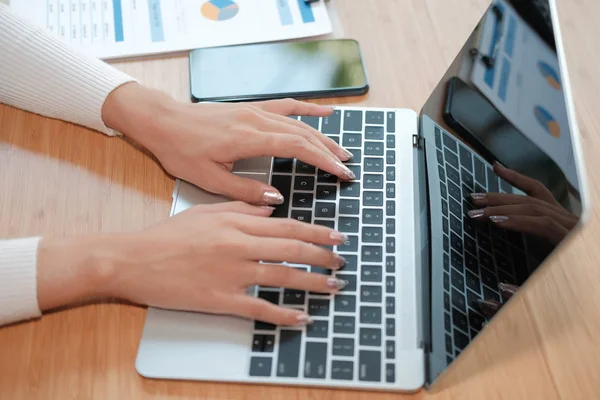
left=102, top=83, right=354, bottom=205
left=37, top=202, right=350, bottom=326
left=468, top=162, right=577, bottom=245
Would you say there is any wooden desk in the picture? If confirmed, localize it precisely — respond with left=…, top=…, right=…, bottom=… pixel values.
left=1, top=0, right=600, bottom=398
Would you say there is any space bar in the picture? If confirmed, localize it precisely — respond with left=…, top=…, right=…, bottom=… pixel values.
left=270, top=174, right=292, bottom=218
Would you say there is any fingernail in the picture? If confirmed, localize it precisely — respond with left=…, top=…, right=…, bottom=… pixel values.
left=336, top=161, right=355, bottom=180
left=326, top=105, right=336, bottom=110
left=498, top=283, right=519, bottom=301
left=327, top=277, right=349, bottom=290
left=334, top=254, right=347, bottom=268
left=329, top=231, right=349, bottom=242
left=494, top=160, right=505, bottom=169
left=470, top=193, right=486, bottom=200
left=260, top=206, right=276, bottom=211
left=475, top=299, right=502, bottom=318
left=341, top=148, right=353, bottom=160
left=468, top=209, right=485, bottom=219
left=296, top=313, right=314, bottom=325
left=490, top=215, right=509, bottom=223
left=482, top=321, right=489, bottom=328
left=262, top=191, right=284, bottom=205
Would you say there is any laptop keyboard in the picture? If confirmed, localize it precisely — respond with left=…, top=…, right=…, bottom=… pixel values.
left=434, top=126, right=529, bottom=363
left=248, top=109, right=398, bottom=383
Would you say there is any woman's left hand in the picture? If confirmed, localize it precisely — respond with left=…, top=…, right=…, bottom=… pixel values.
left=102, top=83, right=354, bottom=205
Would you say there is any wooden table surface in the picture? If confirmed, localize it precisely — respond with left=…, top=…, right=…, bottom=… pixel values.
left=1, top=0, right=600, bottom=398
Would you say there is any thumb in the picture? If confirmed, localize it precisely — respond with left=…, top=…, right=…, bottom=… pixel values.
left=189, top=201, right=275, bottom=217
left=204, top=165, right=286, bottom=206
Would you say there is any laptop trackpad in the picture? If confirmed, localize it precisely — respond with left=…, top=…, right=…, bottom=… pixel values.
left=232, top=156, right=272, bottom=173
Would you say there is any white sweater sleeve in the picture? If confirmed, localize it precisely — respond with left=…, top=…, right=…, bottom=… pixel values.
left=0, top=5, right=136, bottom=326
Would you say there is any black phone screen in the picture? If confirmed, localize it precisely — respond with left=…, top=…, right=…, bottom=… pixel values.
left=189, top=39, right=368, bottom=102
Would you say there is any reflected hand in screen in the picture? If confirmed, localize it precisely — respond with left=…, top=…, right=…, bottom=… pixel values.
left=468, top=162, right=577, bottom=245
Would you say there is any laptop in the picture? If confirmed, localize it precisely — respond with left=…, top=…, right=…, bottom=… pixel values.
left=136, top=0, right=588, bottom=391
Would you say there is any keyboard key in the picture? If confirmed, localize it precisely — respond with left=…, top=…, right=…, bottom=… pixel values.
left=255, top=292, right=279, bottom=330
left=336, top=274, right=357, bottom=292
left=443, top=133, right=458, bottom=153
left=342, top=133, right=362, bottom=147
left=273, top=158, right=294, bottom=173
left=359, top=351, right=381, bottom=382
left=277, top=330, right=302, bottom=377
left=327, top=135, right=340, bottom=144
left=270, top=175, right=292, bottom=218
left=386, top=166, right=395, bottom=181
left=444, top=292, right=450, bottom=312
left=347, top=165, right=361, bottom=180
left=469, top=310, right=485, bottom=330
left=386, top=363, right=396, bottom=383
left=500, top=178, right=512, bottom=193
left=252, top=334, right=276, bottom=353
left=362, top=227, right=383, bottom=243
left=440, top=183, right=448, bottom=199
left=478, top=250, right=493, bottom=271
left=294, top=176, right=315, bottom=191
left=451, top=233, right=463, bottom=254
left=444, top=272, right=450, bottom=291
left=386, top=112, right=396, bottom=133
left=443, top=235, right=449, bottom=252
left=300, top=115, right=320, bottom=130
left=459, top=145, right=473, bottom=170
left=338, top=236, right=358, bottom=253
left=437, top=150, right=444, bottom=165
left=314, top=219, right=335, bottom=229
left=444, top=148, right=459, bottom=170
left=480, top=267, right=498, bottom=289
left=449, top=198, right=461, bottom=217
left=442, top=200, right=449, bottom=216
left=291, top=210, right=312, bottom=223
left=364, top=158, right=384, bottom=172
left=386, top=237, right=395, bottom=253
left=362, top=265, right=383, bottom=282
left=438, top=166, right=446, bottom=183
left=450, top=215, right=462, bottom=236
left=386, top=218, right=395, bottom=235
left=366, top=111, right=385, bottom=125
left=333, top=316, right=356, bottom=334
left=445, top=312, right=451, bottom=332
left=452, top=307, right=469, bottom=333
left=250, top=357, right=272, bottom=377
left=365, top=142, right=384, bottom=156
left=339, top=199, right=360, bottom=215
left=365, top=125, right=385, bottom=140
left=283, top=289, right=305, bottom=305
left=344, top=110, right=363, bottom=131
left=446, top=164, right=460, bottom=186
left=435, top=127, right=442, bottom=149
left=294, top=160, right=316, bottom=174
left=450, top=250, right=464, bottom=272
left=363, top=191, right=384, bottom=206
left=332, top=338, right=355, bottom=357
left=386, top=150, right=395, bottom=165
left=385, top=184, right=395, bottom=199
left=386, top=256, right=395, bottom=273
left=340, top=182, right=361, bottom=197
left=341, top=255, right=357, bottom=272
left=304, top=342, right=327, bottom=379
left=360, top=306, right=382, bottom=324
left=445, top=334, right=453, bottom=353
left=322, top=110, right=341, bottom=134
left=386, top=318, right=395, bottom=336
left=474, top=158, right=486, bottom=187
left=453, top=329, right=469, bottom=350
left=487, top=167, right=499, bottom=193
left=452, top=288, right=466, bottom=312
left=462, top=169, right=474, bottom=189
left=386, top=134, right=395, bottom=148
left=363, top=208, right=383, bottom=224
left=339, top=217, right=359, bottom=233
left=335, top=295, right=356, bottom=312
left=444, top=253, right=450, bottom=272
left=362, top=246, right=383, bottom=262
left=360, top=328, right=382, bottom=346
left=315, top=202, right=336, bottom=218
left=331, top=360, right=354, bottom=380
left=465, top=270, right=481, bottom=294
left=386, top=276, right=395, bottom=293
left=386, top=297, right=395, bottom=314
left=311, top=266, right=332, bottom=276
left=292, top=192, right=313, bottom=209
left=308, top=299, right=330, bottom=317
left=448, top=181, right=461, bottom=201
left=451, top=268, right=465, bottom=292
left=478, top=234, right=492, bottom=254
left=464, top=217, right=476, bottom=238
left=386, top=340, right=395, bottom=359
left=317, top=169, right=337, bottom=183
left=483, top=286, right=500, bottom=302
left=464, top=235, right=477, bottom=255
left=316, top=185, right=336, bottom=200
left=307, top=320, right=329, bottom=338
left=347, top=148, right=362, bottom=163
left=361, top=285, right=383, bottom=303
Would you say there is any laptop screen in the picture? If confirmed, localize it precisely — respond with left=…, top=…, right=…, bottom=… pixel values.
left=419, top=0, right=584, bottom=381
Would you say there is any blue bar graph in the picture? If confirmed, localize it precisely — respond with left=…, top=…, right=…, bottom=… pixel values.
left=148, top=0, right=165, bottom=42
left=276, top=0, right=293, bottom=26
left=498, top=57, right=511, bottom=101
left=297, top=0, right=315, bottom=23
left=504, top=16, right=516, bottom=58
left=113, top=0, right=124, bottom=42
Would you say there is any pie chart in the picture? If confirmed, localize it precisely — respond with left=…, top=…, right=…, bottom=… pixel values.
left=201, top=0, right=239, bottom=21
left=538, top=61, right=561, bottom=90
left=534, top=105, right=561, bottom=138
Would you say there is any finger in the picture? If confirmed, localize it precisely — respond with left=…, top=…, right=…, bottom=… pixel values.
left=221, top=294, right=313, bottom=326
left=254, top=98, right=334, bottom=117
left=199, top=165, right=287, bottom=206
left=475, top=299, right=503, bottom=318
left=249, top=263, right=349, bottom=293
left=498, top=283, right=519, bottom=301
left=470, top=192, right=575, bottom=219
left=231, top=214, right=347, bottom=246
left=188, top=201, right=274, bottom=217
left=247, top=237, right=345, bottom=270
left=493, top=162, right=559, bottom=205
left=467, top=203, right=577, bottom=229
left=268, top=112, right=352, bottom=161
left=487, top=214, right=569, bottom=245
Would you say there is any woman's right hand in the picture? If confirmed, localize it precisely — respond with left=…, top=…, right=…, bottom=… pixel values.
left=36, top=202, right=349, bottom=326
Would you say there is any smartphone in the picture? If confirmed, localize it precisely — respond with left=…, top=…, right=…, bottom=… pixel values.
left=189, top=39, right=369, bottom=102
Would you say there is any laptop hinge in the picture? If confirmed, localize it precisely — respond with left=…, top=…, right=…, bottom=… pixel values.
left=412, top=134, right=422, bottom=148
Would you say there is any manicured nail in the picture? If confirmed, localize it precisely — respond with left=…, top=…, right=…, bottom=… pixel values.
left=470, top=193, right=486, bottom=200
left=482, top=321, right=489, bottom=328
left=475, top=299, right=502, bottom=318
left=327, top=277, right=349, bottom=290
left=262, top=191, right=284, bottom=205
left=341, top=148, right=353, bottom=160
left=468, top=209, right=485, bottom=219
left=490, top=215, right=509, bottom=223
left=336, top=161, right=355, bottom=180
left=327, top=105, right=336, bottom=110
left=296, top=313, right=314, bottom=325
left=334, top=254, right=347, bottom=268
left=329, top=231, right=349, bottom=242
left=498, top=283, right=519, bottom=301
left=260, top=206, right=276, bottom=211
left=494, top=160, right=505, bottom=169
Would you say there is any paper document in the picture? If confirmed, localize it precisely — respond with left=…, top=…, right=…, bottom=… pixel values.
left=9, top=0, right=332, bottom=60
left=470, top=0, right=577, bottom=190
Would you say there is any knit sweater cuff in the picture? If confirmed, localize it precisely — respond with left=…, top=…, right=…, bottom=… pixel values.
left=0, top=237, right=42, bottom=326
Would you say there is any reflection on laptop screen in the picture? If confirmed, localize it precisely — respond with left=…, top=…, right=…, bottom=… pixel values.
left=420, top=0, right=584, bottom=382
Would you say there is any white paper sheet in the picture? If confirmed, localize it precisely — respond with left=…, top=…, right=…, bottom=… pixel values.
left=9, top=0, right=332, bottom=60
